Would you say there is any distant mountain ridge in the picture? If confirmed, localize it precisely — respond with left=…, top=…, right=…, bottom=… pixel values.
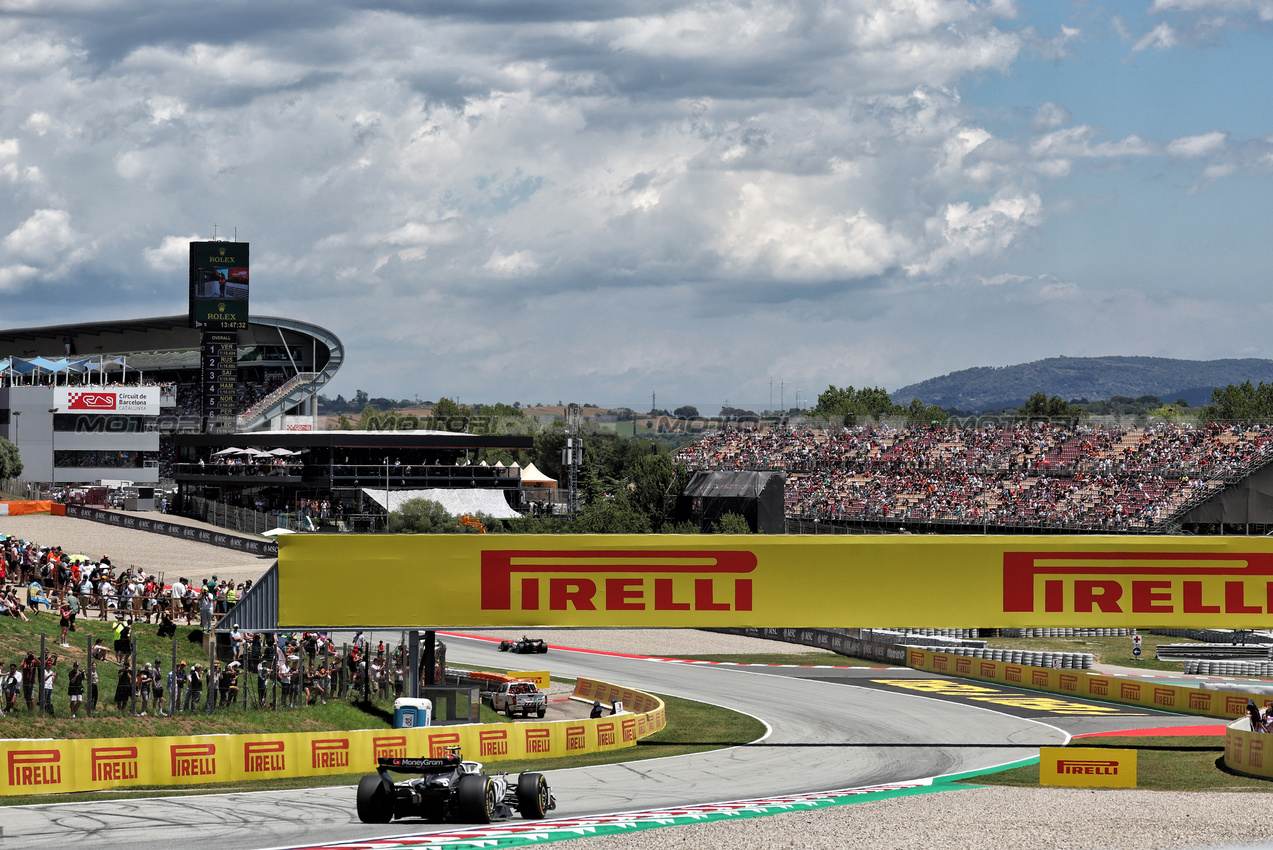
left=891, top=356, right=1273, bottom=413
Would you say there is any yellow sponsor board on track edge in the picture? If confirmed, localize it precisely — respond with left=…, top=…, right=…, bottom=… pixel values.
left=906, top=646, right=1262, bottom=719
left=1041, top=747, right=1137, bottom=788
left=0, top=678, right=665, bottom=797
left=279, top=533, right=1273, bottom=628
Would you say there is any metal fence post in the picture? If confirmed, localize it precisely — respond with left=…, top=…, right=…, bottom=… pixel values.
left=85, top=633, right=94, bottom=717
left=38, top=632, right=47, bottom=714
left=171, top=638, right=178, bottom=716
left=130, top=640, right=138, bottom=716
left=207, top=635, right=215, bottom=713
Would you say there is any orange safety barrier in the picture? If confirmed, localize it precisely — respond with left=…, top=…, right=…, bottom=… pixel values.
left=0, top=501, right=57, bottom=516
left=466, top=670, right=519, bottom=684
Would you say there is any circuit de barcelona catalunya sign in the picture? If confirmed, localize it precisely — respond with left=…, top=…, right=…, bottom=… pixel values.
left=277, top=535, right=1273, bottom=629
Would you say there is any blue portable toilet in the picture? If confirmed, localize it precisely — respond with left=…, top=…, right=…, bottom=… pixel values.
left=393, top=697, right=432, bottom=728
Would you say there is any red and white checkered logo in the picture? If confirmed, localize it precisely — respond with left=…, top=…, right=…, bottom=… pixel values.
left=66, top=392, right=117, bottom=411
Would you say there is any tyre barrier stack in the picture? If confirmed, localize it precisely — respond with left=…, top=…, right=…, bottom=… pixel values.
left=1151, top=628, right=1273, bottom=645
left=884, top=628, right=980, bottom=640
left=1156, top=644, right=1273, bottom=662
left=904, top=644, right=1095, bottom=670
left=1185, top=660, right=1273, bottom=677
left=867, top=629, right=987, bottom=649
left=1000, top=628, right=1134, bottom=638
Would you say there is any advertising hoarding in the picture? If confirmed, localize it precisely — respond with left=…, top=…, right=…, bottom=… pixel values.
left=189, top=241, right=249, bottom=330
left=54, top=387, right=159, bottom=416
left=279, top=534, right=1273, bottom=628
left=1040, top=747, right=1136, bottom=788
left=0, top=678, right=662, bottom=796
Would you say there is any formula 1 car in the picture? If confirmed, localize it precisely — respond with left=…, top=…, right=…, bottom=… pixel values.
left=498, top=636, right=549, bottom=654
left=356, top=750, right=555, bottom=824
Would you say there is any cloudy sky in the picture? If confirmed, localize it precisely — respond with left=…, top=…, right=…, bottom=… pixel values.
left=2, top=0, right=1271, bottom=413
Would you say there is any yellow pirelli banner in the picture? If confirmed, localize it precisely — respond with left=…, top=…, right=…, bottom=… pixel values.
left=906, top=647, right=1262, bottom=719
left=1, top=678, right=664, bottom=796
left=277, top=534, right=1273, bottom=628
left=510, top=671, right=552, bottom=689
left=1040, top=746, right=1137, bottom=787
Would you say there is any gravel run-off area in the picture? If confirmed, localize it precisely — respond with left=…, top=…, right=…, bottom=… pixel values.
left=4, top=514, right=1270, bottom=848
left=560, top=786, right=1273, bottom=850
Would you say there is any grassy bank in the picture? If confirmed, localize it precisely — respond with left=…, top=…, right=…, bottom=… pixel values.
left=0, top=613, right=400, bottom=738
left=965, top=735, right=1272, bottom=792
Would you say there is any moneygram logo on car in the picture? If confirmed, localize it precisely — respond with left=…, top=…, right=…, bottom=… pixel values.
left=480, top=549, right=756, bottom=613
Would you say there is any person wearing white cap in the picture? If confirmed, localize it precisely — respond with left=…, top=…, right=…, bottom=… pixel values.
left=230, top=624, right=244, bottom=660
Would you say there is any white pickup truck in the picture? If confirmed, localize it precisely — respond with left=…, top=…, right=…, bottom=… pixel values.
left=490, top=681, right=548, bottom=718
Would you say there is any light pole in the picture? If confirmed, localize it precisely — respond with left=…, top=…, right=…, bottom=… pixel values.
left=47, top=407, right=58, bottom=492
left=384, top=456, right=390, bottom=530
left=11, top=410, right=19, bottom=446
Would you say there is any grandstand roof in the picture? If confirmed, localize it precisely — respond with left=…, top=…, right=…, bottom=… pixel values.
left=0, top=314, right=335, bottom=367
left=174, top=430, right=534, bottom=450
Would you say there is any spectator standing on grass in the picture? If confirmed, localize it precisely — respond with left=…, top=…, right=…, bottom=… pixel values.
left=114, top=666, right=132, bottom=714
left=199, top=590, right=213, bottom=631
left=88, top=662, right=99, bottom=713
left=20, top=651, right=37, bottom=710
left=3, top=662, right=20, bottom=713
left=58, top=598, right=72, bottom=647
left=256, top=658, right=268, bottom=707
left=153, top=659, right=165, bottom=715
left=185, top=663, right=202, bottom=711
left=173, top=661, right=188, bottom=711
left=66, top=590, right=78, bottom=634
left=67, top=661, right=85, bottom=717
left=41, top=658, right=55, bottom=715
left=136, top=664, right=152, bottom=716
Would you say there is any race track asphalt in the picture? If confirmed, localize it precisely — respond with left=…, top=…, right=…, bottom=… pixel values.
left=1, top=637, right=1116, bottom=850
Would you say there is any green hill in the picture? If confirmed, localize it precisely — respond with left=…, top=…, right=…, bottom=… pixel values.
left=891, top=356, right=1273, bottom=413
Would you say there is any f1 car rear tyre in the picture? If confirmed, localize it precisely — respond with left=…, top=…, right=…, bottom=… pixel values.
left=517, top=773, right=550, bottom=819
left=537, top=645, right=548, bottom=653
left=457, top=773, right=496, bottom=824
left=356, top=774, right=393, bottom=824
left=498, top=642, right=510, bottom=652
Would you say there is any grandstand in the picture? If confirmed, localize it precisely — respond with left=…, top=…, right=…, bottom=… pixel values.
left=674, top=421, right=1273, bottom=533
left=0, top=314, right=341, bottom=486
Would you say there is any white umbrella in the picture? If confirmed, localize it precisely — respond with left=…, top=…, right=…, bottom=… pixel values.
left=268, top=448, right=298, bottom=456
left=243, top=448, right=272, bottom=458
left=212, top=447, right=247, bottom=456
left=261, top=527, right=297, bottom=537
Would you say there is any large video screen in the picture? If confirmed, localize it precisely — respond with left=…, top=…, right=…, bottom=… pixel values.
left=189, top=241, right=249, bottom=329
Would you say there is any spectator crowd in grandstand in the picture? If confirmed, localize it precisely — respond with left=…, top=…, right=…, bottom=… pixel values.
left=675, top=421, right=1273, bottom=531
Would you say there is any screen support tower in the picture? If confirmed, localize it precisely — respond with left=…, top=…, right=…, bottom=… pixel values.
left=564, top=403, right=582, bottom=518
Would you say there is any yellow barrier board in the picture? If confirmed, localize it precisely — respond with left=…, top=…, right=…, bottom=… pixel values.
left=1040, top=746, right=1137, bottom=787
left=905, top=647, right=1262, bottom=719
left=278, top=534, right=1273, bottom=628
left=509, top=671, right=551, bottom=689
left=1224, top=719, right=1273, bottom=779
left=0, top=678, right=665, bottom=796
